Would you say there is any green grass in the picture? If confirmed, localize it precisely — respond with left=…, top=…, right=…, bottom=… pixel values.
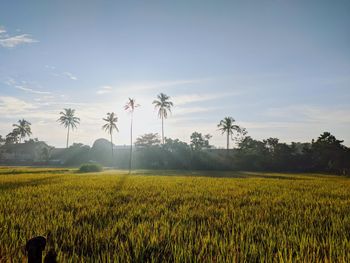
left=0, top=167, right=350, bottom=262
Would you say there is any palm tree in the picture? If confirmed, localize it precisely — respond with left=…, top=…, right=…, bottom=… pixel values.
left=12, top=119, right=32, bottom=143
left=57, top=108, right=80, bottom=148
left=124, top=98, right=140, bottom=173
left=152, top=93, right=173, bottom=144
left=217, top=117, right=242, bottom=152
left=102, top=112, right=119, bottom=159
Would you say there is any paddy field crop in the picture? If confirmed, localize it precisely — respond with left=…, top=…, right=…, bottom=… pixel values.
left=0, top=167, right=350, bottom=262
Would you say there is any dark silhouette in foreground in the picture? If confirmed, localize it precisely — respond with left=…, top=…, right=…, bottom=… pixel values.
left=25, top=236, right=46, bottom=263
left=44, top=249, right=57, bottom=263
left=25, top=236, right=57, bottom=263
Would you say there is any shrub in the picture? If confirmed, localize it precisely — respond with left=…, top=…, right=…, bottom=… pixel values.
left=79, top=163, right=103, bottom=173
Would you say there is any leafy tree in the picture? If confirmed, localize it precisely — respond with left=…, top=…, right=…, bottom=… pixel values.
left=134, top=133, right=162, bottom=168
left=272, top=142, right=295, bottom=171
left=102, top=112, right=119, bottom=159
left=190, top=132, right=212, bottom=151
left=135, top=133, right=161, bottom=147
left=5, top=129, right=20, bottom=144
left=124, top=98, right=140, bottom=173
left=12, top=119, right=32, bottom=143
left=57, top=108, right=80, bottom=148
left=263, top=138, right=279, bottom=154
left=163, top=138, right=192, bottom=169
left=40, top=147, right=54, bottom=163
left=152, top=93, right=173, bottom=144
left=63, top=143, right=90, bottom=165
left=236, top=136, right=269, bottom=170
left=218, top=117, right=246, bottom=152
left=25, top=138, right=39, bottom=143
left=311, top=132, right=348, bottom=173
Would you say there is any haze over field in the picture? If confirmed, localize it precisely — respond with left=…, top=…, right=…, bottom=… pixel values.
left=1, top=1, right=350, bottom=148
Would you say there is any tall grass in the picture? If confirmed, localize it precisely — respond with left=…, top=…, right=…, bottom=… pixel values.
left=0, top=168, right=349, bottom=262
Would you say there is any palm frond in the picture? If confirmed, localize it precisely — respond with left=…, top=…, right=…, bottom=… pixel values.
left=153, top=93, right=173, bottom=119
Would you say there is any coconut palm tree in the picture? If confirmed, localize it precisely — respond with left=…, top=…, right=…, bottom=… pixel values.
left=152, top=93, right=173, bottom=144
left=124, top=98, right=140, bottom=173
left=217, top=117, right=243, bottom=152
left=12, top=119, right=32, bottom=143
left=102, top=112, right=119, bottom=159
left=57, top=108, right=80, bottom=148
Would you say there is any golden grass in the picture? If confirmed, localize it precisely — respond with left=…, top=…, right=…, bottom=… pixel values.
left=0, top=168, right=349, bottom=262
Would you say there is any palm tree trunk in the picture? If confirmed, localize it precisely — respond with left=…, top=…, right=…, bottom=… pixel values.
left=66, top=126, right=70, bottom=148
left=129, top=113, right=133, bottom=174
left=226, top=131, right=229, bottom=154
left=111, top=133, right=114, bottom=159
left=162, top=115, right=164, bottom=144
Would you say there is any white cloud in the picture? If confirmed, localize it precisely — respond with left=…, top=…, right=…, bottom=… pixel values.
left=5, top=78, right=51, bottom=95
left=0, top=34, right=38, bottom=48
left=97, top=86, right=113, bottom=95
left=0, top=96, right=37, bottom=115
left=0, top=26, right=6, bottom=34
left=63, top=72, right=77, bottom=80
left=45, top=65, right=56, bottom=70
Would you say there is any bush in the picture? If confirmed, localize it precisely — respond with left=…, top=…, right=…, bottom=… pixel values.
left=79, top=163, right=103, bottom=173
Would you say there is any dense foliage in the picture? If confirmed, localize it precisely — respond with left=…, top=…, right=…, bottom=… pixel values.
left=1, top=131, right=349, bottom=175
left=78, top=163, right=103, bottom=173
left=235, top=132, right=350, bottom=174
left=1, top=168, right=350, bottom=261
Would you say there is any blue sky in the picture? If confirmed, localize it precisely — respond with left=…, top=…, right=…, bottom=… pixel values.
left=1, top=0, right=350, bottom=147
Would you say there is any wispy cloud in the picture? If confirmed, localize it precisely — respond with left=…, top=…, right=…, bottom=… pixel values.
left=115, top=78, right=208, bottom=94
left=63, top=72, right=77, bottom=81
left=97, top=86, right=113, bottom=95
left=45, top=65, right=56, bottom=70
left=172, top=91, right=239, bottom=106
left=45, top=66, right=77, bottom=81
left=0, top=34, right=38, bottom=48
left=174, top=106, right=218, bottom=116
left=96, top=78, right=210, bottom=98
left=0, top=25, right=38, bottom=48
left=5, top=78, right=51, bottom=95
left=15, top=86, right=51, bottom=95
left=264, top=105, right=350, bottom=124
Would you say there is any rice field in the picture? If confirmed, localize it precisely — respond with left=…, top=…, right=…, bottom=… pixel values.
left=0, top=167, right=350, bottom=262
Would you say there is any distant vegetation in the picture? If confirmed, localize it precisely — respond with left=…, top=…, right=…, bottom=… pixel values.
left=1, top=168, right=350, bottom=261
left=1, top=131, right=349, bottom=175
left=78, top=163, right=103, bottom=173
left=0, top=93, right=349, bottom=175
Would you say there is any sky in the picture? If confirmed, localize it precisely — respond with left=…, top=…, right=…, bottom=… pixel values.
left=0, top=0, right=350, bottom=148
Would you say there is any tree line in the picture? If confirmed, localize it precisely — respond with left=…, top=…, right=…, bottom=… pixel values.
left=1, top=93, right=349, bottom=175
